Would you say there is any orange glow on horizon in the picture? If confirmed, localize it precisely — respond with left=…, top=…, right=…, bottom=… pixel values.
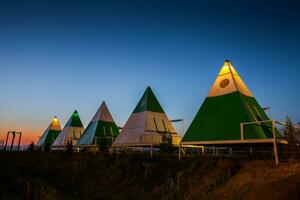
left=0, top=116, right=63, bottom=146
left=0, top=127, right=44, bottom=146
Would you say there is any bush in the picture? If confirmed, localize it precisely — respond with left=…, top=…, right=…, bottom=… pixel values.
left=98, top=138, right=108, bottom=152
left=28, top=142, right=35, bottom=152
left=65, top=141, right=73, bottom=154
left=283, top=117, right=300, bottom=159
left=44, top=143, right=51, bottom=153
left=160, top=134, right=175, bottom=153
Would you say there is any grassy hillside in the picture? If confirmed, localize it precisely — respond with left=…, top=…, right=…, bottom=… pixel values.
left=0, top=152, right=299, bottom=200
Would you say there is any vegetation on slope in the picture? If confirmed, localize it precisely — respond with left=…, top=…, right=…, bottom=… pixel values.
left=0, top=152, right=299, bottom=200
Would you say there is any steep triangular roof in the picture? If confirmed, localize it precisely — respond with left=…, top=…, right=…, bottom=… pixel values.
left=113, top=87, right=181, bottom=147
left=77, top=102, right=119, bottom=146
left=68, top=110, right=84, bottom=127
left=133, top=86, right=164, bottom=113
left=207, top=60, right=253, bottom=97
left=36, top=116, right=62, bottom=146
left=52, top=110, right=85, bottom=146
left=182, top=60, right=281, bottom=144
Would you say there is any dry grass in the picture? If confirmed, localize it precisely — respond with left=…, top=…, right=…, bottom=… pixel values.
left=0, top=152, right=299, bottom=200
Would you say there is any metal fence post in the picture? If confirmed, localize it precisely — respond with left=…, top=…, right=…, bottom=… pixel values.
left=272, top=120, right=279, bottom=165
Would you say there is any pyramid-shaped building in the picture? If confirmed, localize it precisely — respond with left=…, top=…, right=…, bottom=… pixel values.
left=52, top=110, right=85, bottom=147
left=113, top=87, right=181, bottom=147
left=182, top=60, right=282, bottom=145
left=77, top=102, right=119, bottom=146
left=36, top=116, right=62, bottom=147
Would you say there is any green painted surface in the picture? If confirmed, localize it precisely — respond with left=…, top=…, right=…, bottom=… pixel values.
left=43, top=130, right=61, bottom=145
left=182, top=91, right=282, bottom=142
left=69, top=110, right=84, bottom=127
left=77, top=120, right=119, bottom=146
left=133, top=86, right=164, bottom=113
left=37, top=129, right=61, bottom=146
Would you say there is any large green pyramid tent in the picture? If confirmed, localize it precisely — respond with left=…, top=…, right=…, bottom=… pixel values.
left=77, top=101, right=119, bottom=146
left=182, top=60, right=282, bottom=145
left=36, top=116, right=62, bottom=146
left=113, top=86, right=181, bottom=147
left=52, top=110, right=85, bottom=147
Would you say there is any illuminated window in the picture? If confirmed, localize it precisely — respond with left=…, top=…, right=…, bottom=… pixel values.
left=219, top=78, right=230, bottom=88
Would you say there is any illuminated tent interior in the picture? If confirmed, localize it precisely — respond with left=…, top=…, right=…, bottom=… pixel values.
left=36, top=116, right=62, bottom=147
left=182, top=60, right=282, bottom=145
left=52, top=110, right=85, bottom=147
left=77, top=101, right=119, bottom=147
left=113, top=86, right=181, bottom=147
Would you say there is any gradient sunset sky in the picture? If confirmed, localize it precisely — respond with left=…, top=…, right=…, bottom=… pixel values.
left=0, top=0, right=300, bottom=145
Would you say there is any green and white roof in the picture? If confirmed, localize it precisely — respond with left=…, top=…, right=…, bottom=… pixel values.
left=77, top=102, right=119, bottom=146
left=182, top=60, right=282, bottom=145
left=36, top=116, right=62, bottom=146
left=52, top=110, right=85, bottom=146
left=113, top=86, right=181, bottom=147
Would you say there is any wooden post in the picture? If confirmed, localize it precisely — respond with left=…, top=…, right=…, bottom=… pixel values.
left=110, top=127, right=114, bottom=145
left=272, top=120, right=279, bottom=165
left=240, top=123, right=244, bottom=140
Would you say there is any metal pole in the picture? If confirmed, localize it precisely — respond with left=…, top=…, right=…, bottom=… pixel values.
left=10, top=131, right=16, bottom=151
left=4, top=132, right=10, bottom=150
left=250, top=147, right=253, bottom=157
left=17, top=132, right=22, bottom=151
left=272, top=121, right=279, bottom=165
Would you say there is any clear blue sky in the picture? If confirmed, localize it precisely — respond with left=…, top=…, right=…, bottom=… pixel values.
left=0, top=0, right=299, bottom=143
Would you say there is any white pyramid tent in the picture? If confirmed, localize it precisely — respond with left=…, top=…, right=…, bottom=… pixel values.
left=52, top=110, right=85, bottom=147
left=77, top=102, right=119, bottom=146
left=182, top=60, right=282, bottom=144
left=36, top=116, right=62, bottom=146
left=113, top=87, right=181, bottom=147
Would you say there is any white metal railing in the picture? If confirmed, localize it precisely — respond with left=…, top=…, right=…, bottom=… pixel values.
left=240, top=120, right=292, bottom=165
left=179, top=120, right=292, bottom=165
left=240, top=120, right=276, bottom=141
